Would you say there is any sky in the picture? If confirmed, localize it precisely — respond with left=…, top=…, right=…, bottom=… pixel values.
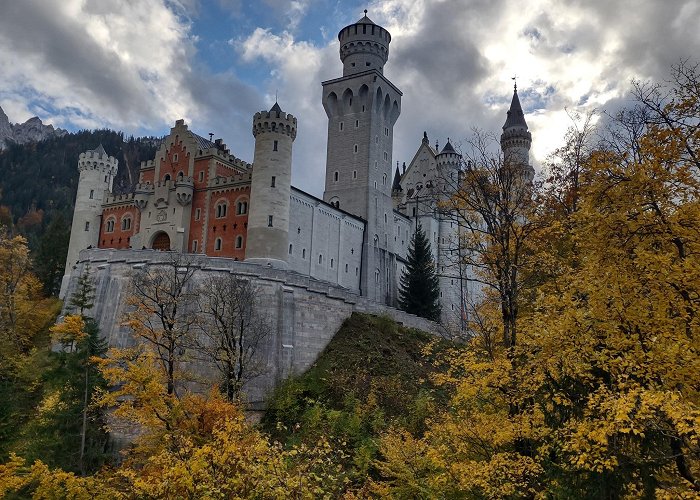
left=0, top=0, right=698, bottom=196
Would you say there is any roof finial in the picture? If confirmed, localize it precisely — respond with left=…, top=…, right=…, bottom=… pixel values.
left=512, top=75, right=517, bottom=92
left=364, top=9, right=368, bottom=15
left=275, top=89, right=278, bottom=103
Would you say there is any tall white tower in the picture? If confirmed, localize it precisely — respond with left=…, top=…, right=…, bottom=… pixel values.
left=322, top=11, right=402, bottom=303
left=500, top=85, right=534, bottom=182
left=245, top=103, right=297, bottom=269
left=60, top=145, right=118, bottom=298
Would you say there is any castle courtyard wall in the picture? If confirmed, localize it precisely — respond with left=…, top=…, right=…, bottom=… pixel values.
left=63, top=248, right=440, bottom=408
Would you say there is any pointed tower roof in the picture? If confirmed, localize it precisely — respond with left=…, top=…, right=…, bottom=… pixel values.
left=440, top=140, right=456, bottom=154
left=357, top=9, right=375, bottom=24
left=502, top=88, right=528, bottom=130
left=270, top=102, right=283, bottom=114
left=392, top=163, right=402, bottom=192
left=92, top=144, right=107, bottom=157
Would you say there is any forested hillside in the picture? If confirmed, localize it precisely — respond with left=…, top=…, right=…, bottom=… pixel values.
left=0, top=131, right=158, bottom=294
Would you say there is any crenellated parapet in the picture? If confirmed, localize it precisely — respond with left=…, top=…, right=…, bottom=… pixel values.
left=103, top=192, right=136, bottom=207
left=252, top=108, right=297, bottom=140
left=338, top=12, right=390, bottom=76
left=209, top=172, right=253, bottom=188
left=78, top=150, right=118, bottom=175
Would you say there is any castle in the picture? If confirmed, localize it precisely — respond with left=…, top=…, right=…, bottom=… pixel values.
left=60, top=12, right=532, bottom=331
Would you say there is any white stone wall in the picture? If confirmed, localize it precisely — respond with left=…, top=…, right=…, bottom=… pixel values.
left=288, top=188, right=363, bottom=293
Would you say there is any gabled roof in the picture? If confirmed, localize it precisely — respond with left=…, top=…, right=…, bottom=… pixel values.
left=191, top=132, right=216, bottom=151
left=502, top=89, right=528, bottom=130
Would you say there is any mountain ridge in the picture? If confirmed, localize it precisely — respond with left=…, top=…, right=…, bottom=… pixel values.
left=0, top=105, right=68, bottom=149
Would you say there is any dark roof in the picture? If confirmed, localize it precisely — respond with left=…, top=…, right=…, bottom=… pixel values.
left=91, top=144, right=107, bottom=157
left=270, top=102, right=283, bottom=114
left=356, top=13, right=375, bottom=24
left=440, top=140, right=456, bottom=154
left=502, top=89, right=528, bottom=130
left=392, top=164, right=402, bottom=191
left=192, top=132, right=216, bottom=151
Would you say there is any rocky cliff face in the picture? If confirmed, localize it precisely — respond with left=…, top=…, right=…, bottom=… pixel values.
left=0, top=106, right=67, bottom=149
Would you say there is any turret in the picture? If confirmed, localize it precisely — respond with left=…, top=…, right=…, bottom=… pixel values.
left=245, top=103, right=297, bottom=269
left=59, top=145, right=118, bottom=298
left=500, top=84, right=534, bottom=181
left=338, top=10, right=391, bottom=76
left=436, top=139, right=461, bottom=192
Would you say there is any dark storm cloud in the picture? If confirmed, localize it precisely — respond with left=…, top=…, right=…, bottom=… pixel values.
left=0, top=0, right=161, bottom=125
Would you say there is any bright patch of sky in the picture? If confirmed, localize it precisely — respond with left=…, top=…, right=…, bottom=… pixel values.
left=0, top=0, right=698, bottom=195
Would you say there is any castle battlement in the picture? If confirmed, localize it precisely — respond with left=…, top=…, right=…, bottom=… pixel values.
left=209, top=173, right=252, bottom=187
left=103, top=192, right=136, bottom=206
left=252, top=108, right=297, bottom=140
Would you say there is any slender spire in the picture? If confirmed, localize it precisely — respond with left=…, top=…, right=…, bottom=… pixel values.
left=392, top=162, right=402, bottom=192
left=502, top=86, right=528, bottom=130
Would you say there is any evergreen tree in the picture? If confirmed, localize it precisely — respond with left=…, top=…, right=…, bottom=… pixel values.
left=399, top=224, right=441, bottom=321
left=34, top=213, right=69, bottom=296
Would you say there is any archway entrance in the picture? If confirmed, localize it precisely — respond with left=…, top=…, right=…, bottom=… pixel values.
left=152, top=232, right=170, bottom=251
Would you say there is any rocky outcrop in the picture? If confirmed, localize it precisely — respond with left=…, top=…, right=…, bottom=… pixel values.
left=0, top=105, right=67, bottom=149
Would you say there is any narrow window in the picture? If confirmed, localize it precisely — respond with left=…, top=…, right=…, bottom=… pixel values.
left=384, top=213, right=387, bottom=223
left=330, top=258, right=334, bottom=268
left=339, top=122, right=344, bottom=131
left=237, top=201, right=248, bottom=215
left=302, top=248, right=306, bottom=259
left=289, top=244, right=293, bottom=255
left=271, top=176, right=276, bottom=187
left=104, top=175, right=108, bottom=182
left=353, top=170, right=357, bottom=179
left=383, top=173, right=387, bottom=185
left=318, top=254, right=323, bottom=264
left=384, top=151, right=388, bottom=161
left=345, top=263, right=348, bottom=272
left=122, top=217, right=131, bottom=230
left=84, top=221, right=90, bottom=231
left=195, top=208, right=201, bottom=220
left=235, top=236, right=243, bottom=248
left=268, top=215, right=273, bottom=227
left=334, top=171, right=339, bottom=182
left=89, top=189, right=94, bottom=199
left=273, top=140, right=278, bottom=151
left=215, top=237, right=222, bottom=251
left=353, top=144, right=358, bottom=154
left=192, top=240, right=198, bottom=252
left=199, top=171, right=204, bottom=182
left=355, top=120, right=359, bottom=128
left=356, top=267, right=359, bottom=276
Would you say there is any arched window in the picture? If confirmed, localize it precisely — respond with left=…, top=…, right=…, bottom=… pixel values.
left=236, top=200, right=248, bottom=215
left=164, top=174, right=171, bottom=181
left=216, top=201, right=228, bottom=218
left=105, top=218, right=115, bottom=233
left=121, top=216, right=132, bottom=230
left=235, top=236, right=243, bottom=248
left=302, top=248, right=306, bottom=259
left=192, top=240, right=198, bottom=252
left=318, top=254, right=323, bottom=264
left=89, top=189, right=94, bottom=199
left=330, top=258, right=334, bottom=268
left=334, top=171, right=339, bottom=182
left=214, top=237, right=222, bottom=251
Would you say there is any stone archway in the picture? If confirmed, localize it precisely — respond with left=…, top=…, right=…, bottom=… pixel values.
left=151, top=232, right=170, bottom=251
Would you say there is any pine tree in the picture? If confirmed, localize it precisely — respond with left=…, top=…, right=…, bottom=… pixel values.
left=399, top=224, right=441, bottom=321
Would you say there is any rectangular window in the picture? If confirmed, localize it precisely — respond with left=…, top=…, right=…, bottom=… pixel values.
left=273, top=140, right=278, bottom=151
left=89, top=190, right=94, bottom=199
left=339, top=122, right=344, bottom=131
left=84, top=221, right=90, bottom=231
left=192, top=240, right=198, bottom=252
left=268, top=215, right=273, bottom=227
left=195, top=208, right=201, bottom=220
left=199, top=171, right=204, bottom=182
left=271, top=176, right=276, bottom=187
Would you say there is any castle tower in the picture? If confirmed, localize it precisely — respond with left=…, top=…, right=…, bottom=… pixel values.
left=59, top=145, right=118, bottom=298
left=435, top=139, right=461, bottom=194
left=500, top=85, right=534, bottom=182
left=245, top=103, right=297, bottom=269
left=322, top=12, right=402, bottom=303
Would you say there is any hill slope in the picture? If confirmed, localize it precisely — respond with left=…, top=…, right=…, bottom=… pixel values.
left=261, top=312, right=454, bottom=483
